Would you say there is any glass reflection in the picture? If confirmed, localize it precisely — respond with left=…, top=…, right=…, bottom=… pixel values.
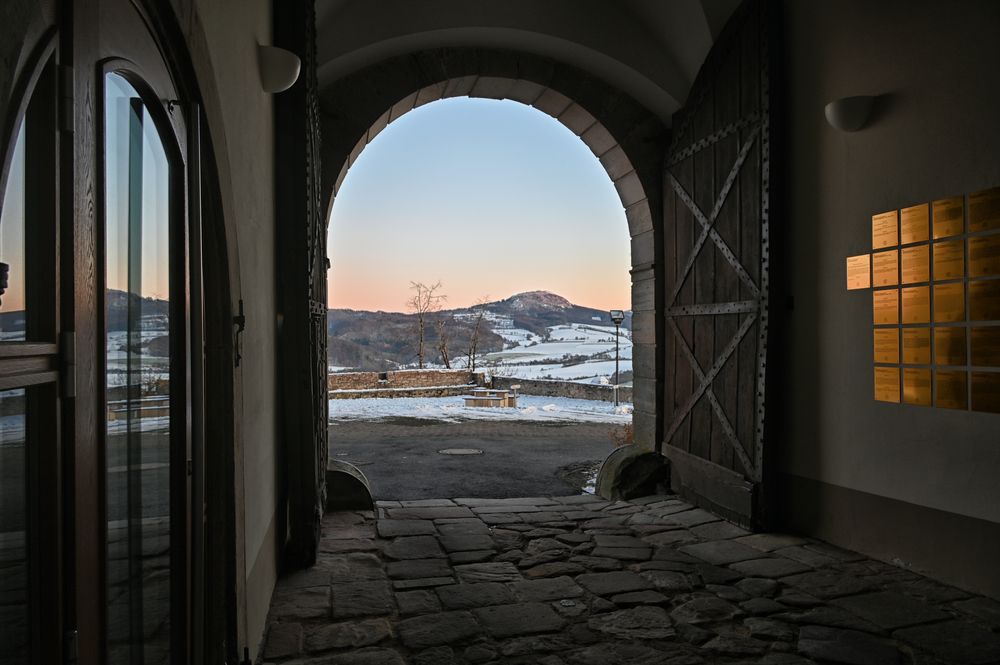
left=0, top=123, right=27, bottom=341
left=0, top=389, right=27, bottom=664
left=104, top=72, right=172, bottom=665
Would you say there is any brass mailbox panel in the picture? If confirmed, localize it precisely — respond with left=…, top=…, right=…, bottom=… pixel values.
left=970, top=279, right=1000, bottom=321
left=969, top=186, right=1000, bottom=233
left=862, top=187, right=1000, bottom=412
left=872, top=210, right=898, bottom=249
left=901, top=286, right=930, bottom=324
left=873, top=289, right=899, bottom=325
left=846, top=254, right=871, bottom=290
left=901, top=245, right=930, bottom=284
left=933, top=239, right=965, bottom=281
left=971, top=372, right=1000, bottom=413
left=971, top=326, right=1000, bottom=367
left=903, top=367, right=932, bottom=406
left=874, top=367, right=900, bottom=403
left=969, top=235, right=1000, bottom=278
left=935, top=370, right=968, bottom=410
left=873, top=250, right=899, bottom=287
left=934, top=327, right=967, bottom=366
left=900, top=204, right=930, bottom=244
left=933, top=282, right=965, bottom=322
left=902, top=328, right=931, bottom=365
left=874, top=329, right=899, bottom=364
left=933, top=196, right=964, bottom=239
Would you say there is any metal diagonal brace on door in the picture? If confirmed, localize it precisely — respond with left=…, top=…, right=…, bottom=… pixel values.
left=663, top=311, right=758, bottom=452
left=666, top=130, right=760, bottom=306
left=666, top=316, right=756, bottom=479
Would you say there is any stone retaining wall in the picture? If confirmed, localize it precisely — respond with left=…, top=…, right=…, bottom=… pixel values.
left=328, top=386, right=473, bottom=400
left=328, top=369, right=485, bottom=392
left=492, top=376, right=633, bottom=404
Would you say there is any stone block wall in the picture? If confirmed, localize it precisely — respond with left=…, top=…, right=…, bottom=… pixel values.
left=492, top=376, right=633, bottom=404
left=328, top=369, right=484, bottom=392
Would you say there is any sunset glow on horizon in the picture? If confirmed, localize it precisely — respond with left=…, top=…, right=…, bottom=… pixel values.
left=327, top=98, right=632, bottom=313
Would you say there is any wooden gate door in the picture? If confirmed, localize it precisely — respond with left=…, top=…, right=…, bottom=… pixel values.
left=662, top=0, right=775, bottom=528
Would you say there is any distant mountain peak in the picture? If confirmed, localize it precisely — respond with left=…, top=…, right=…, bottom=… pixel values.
left=501, top=290, right=572, bottom=310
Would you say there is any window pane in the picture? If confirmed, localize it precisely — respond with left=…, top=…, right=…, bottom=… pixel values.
left=0, top=388, right=27, bottom=664
left=0, top=124, right=26, bottom=341
left=104, top=72, right=172, bottom=665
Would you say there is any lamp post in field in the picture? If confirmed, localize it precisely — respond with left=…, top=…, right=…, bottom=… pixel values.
left=609, top=310, right=625, bottom=407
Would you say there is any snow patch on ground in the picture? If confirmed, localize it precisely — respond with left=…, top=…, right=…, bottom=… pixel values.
left=328, top=394, right=633, bottom=424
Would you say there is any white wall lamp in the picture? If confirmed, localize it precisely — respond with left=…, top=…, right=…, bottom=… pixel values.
left=258, top=45, right=301, bottom=93
left=824, top=95, right=875, bottom=132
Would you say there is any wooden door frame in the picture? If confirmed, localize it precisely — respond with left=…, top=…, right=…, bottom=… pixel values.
left=69, top=0, right=239, bottom=662
left=0, top=23, right=64, bottom=665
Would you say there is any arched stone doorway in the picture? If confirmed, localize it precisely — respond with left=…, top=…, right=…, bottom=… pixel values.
left=319, top=49, right=667, bottom=454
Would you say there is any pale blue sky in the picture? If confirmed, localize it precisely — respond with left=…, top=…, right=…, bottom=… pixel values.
left=327, top=97, right=631, bottom=312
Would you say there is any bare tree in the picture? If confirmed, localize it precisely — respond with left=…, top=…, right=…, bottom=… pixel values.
left=406, top=281, right=446, bottom=369
left=465, top=296, right=490, bottom=372
left=436, top=316, right=451, bottom=368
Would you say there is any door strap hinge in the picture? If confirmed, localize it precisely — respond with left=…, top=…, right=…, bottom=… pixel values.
left=60, top=331, right=76, bottom=398
left=64, top=629, right=78, bottom=664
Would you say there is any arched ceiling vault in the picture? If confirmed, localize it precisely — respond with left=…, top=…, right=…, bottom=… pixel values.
left=314, top=0, right=740, bottom=125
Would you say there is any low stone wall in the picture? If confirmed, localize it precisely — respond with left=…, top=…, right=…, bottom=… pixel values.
left=328, top=386, right=473, bottom=400
left=328, top=369, right=485, bottom=392
left=492, top=376, right=633, bottom=404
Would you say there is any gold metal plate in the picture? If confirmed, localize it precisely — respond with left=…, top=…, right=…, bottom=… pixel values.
left=902, top=328, right=931, bottom=365
left=873, top=329, right=899, bottom=364
left=903, top=368, right=932, bottom=406
left=933, top=282, right=965, bottom=322
left=933, top=239, right=965, bottom=280
left=872, top=250, right=899, bottom=287
left=846, top=254, right=871, bottom=290
left=971, top=372, right=1000, bottom=413
left=933, top=196, right=964, bottom=239
left=872, top=211, right=898, bottom=249
left=901, top=286, right=930, bottom=324
left=874, top=367, right=900, bottom=403
left=971, top=327, right=1000, bottom=367
left=900, top=245, right=929, bottom=284
left=873, top=289, right=899, bottom=325
left=969, top=279, right=1000, bottom=321
left=934, top=327, right=967, bottom=366
left=900, top=204, right=929, bottom=244
left=969, top=234, right=1000, bottom=278
left=935, top=370, right=968, bottom=410
left=969, top=186, right=1000, bottom=233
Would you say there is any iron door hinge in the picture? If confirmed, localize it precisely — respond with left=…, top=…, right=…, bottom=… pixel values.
left=64, top=629, right=78, bottom=664
left=233, top=299, right=246, bottom=367
left=58, top=65, right=74, bottom=133
left=60, top=331, right=76, bottom=398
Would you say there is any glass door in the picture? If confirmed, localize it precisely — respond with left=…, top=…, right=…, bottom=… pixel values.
left=102, top=70, right=186, bottom=665
left=0, top=51, right=61, bottom=665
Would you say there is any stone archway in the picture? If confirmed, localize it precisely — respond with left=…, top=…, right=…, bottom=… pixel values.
left=318, top=48, right=667, bottom=451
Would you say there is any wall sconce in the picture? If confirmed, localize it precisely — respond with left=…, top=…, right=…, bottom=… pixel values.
left=824, top=95, right=875, bottom=132
left=258, top=45, right=301, bottom=93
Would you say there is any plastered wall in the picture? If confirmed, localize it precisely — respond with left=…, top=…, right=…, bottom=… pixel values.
left=779, top=0, right=1000, bottom=591
left=185, top=0, right=279, bottom=654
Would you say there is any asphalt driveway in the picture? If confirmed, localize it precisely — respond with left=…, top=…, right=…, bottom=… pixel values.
left=328, top=418, right=618, bottom=500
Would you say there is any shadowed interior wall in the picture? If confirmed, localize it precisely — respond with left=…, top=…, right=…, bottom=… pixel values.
left=779, top=0, right=1000, bottom=597
left=188, top=0, right=279, bottom=652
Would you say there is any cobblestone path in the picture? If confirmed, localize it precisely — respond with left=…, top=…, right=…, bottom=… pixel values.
left=262, top=494, right=1000, bottom=664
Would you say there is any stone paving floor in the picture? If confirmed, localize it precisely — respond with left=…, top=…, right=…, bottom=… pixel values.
left=261, top=494, right=1000, bottom=665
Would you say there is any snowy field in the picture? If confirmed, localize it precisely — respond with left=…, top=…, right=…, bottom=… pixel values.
left=328, top=394, right=633, bottom=424
left=470, top=321, right=633, bottom=385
